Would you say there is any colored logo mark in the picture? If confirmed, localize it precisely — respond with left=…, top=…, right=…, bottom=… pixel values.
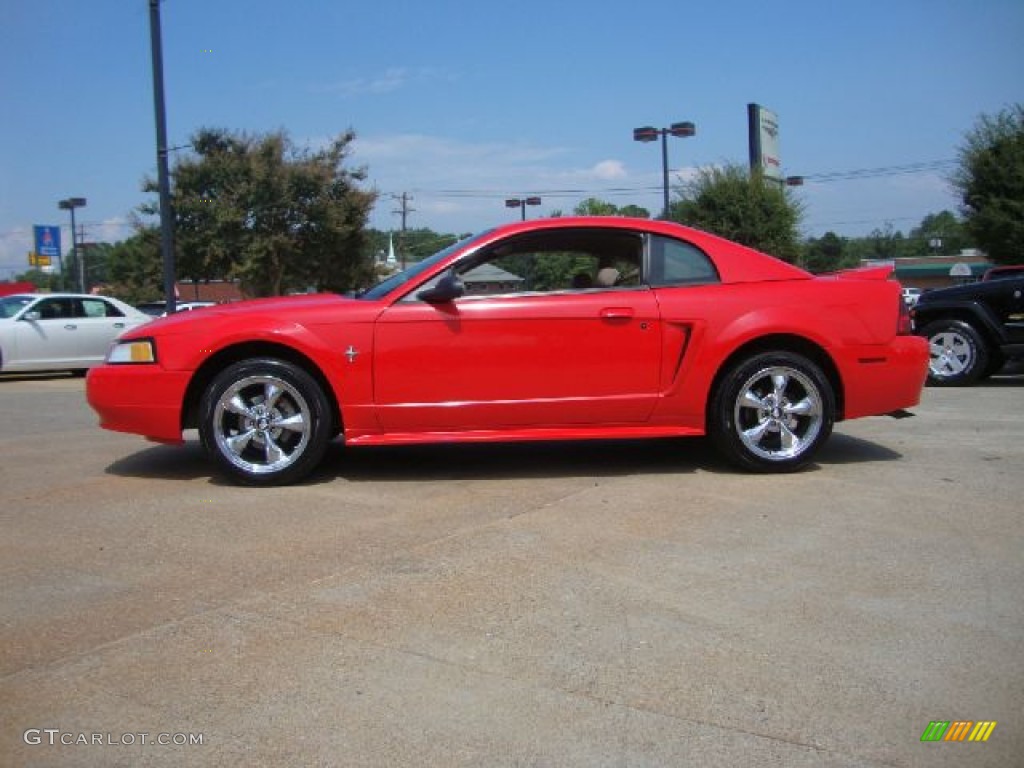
left=921, top=720, right=997, bottom=742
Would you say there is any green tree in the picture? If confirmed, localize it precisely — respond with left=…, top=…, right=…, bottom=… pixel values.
left=572, top=198, right=650, bottom=218
left=105, top=227, right=163, bottom=304
left=13, top=268, right=59, bottom=291
left=952, top=104, right=1024, bottom=264
left=361, top=228, right=468, bottom=275
left=400, top=228, right=466, bottom=263
left=617, top=204, right=651, bottom=219
left=149, top=127, right=377, bottom=297
left=574, top=197, right=619, bottom=216
left=802, top=232, right=857, bottom=273
left=62, top=242, right=115, bottom=293
left=867, top=223, right=910, bottom=260
left=907, top=210, right=970, bottom=256
left=667, top=165, right=803, bottom=263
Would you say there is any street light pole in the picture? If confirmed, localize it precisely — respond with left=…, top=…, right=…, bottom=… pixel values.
left=149, top=0, right=177, bottom=314
left=504, top=196, right=541, bottom=221
left=633, top=121, right=696, bottom=218
left=58, top=197, right=86, bottom=292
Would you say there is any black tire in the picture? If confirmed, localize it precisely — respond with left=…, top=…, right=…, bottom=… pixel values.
left=920, top=319, right=989, bottom=387
left=199, top=358, right=332, bottom=486
left=710, top=351, right=835, bottom=473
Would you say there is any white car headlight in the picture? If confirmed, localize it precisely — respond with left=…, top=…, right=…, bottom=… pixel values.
left=107, top=339, right=156, bottom=364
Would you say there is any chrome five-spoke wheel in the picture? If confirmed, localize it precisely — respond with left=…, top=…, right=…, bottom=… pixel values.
left=734, top=366, right=825, bottom=462
left=212, top=374, right=312, bottom=476
left=200, top=358, right=332, bottom=485
left=711, top=351, right=835, bottom=472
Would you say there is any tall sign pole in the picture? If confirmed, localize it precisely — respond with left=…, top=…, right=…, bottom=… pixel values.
left=149, top=0, right=176, bottom=313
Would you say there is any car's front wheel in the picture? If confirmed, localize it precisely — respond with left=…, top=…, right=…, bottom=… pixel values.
left=920, top=319, right=989, bottom=386
left=199, top=358, right=332, bottom=485
left=710, top=351, right=835, bottom=472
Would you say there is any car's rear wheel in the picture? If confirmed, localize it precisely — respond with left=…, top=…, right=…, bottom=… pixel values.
left=921, top=319, right=989, bottom=386
left=710, top=351, right=834, bottom=472
left=199, top=358, right=332, bottom=485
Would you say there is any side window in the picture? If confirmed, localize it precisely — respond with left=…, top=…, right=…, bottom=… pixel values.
left=649, top=235, right=719, bottom=286
left=36, top=298, right=75, bottom=320
left=80, top=298, right=122, bottom=318
left=453, top=229, right=644, bottom=298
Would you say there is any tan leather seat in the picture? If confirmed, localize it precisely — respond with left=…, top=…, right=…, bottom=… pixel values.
left=595, top=268, right=620, bottom=287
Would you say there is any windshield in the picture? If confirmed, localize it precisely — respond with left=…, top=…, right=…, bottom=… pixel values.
left=0, top=295, right=34, bottom=319
left=357, top=231, right=492, bottom=301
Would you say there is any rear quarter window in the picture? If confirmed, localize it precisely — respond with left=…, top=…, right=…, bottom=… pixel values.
left=648, top=235, right=719, bottom=286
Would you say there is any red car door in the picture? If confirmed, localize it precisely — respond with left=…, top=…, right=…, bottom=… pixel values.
left=372, top=289, right=662, bottom=432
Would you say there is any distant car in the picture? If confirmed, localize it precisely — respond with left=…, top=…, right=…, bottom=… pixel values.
left=912, top=272, right=1024, bottom=385
left=0, top=293, right=150, bottom=375
left=173, top=301, right=217, bottom=314
left=136, top=301, right=167, bottom=317
left=902, top=286, right=923, bottom=306
left=136, top=300, right=217, bottom=317
left=87, top=217, right=929, bottom=485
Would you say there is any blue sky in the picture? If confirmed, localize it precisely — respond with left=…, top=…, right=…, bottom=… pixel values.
left=1, top=0, right=1022, bottom=279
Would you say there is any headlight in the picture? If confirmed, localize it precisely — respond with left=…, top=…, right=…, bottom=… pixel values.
left=107, top=339, right=156, bottom=364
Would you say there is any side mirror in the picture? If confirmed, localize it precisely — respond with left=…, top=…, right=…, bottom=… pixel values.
left=417, top=273, right=465, bottom=304
left=22, top=310, right=41, bottom=322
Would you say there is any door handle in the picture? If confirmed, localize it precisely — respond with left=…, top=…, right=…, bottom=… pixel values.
left=113, top=322, right=125, bottom=329
left=64, top=324, right=77, bottom=330
left=600, top=307, right=634, bottom=320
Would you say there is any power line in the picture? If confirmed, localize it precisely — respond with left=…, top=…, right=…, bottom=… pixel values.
left=800, top=159, right=956, bottom=183
left=381, top=160, right=956, bottom=202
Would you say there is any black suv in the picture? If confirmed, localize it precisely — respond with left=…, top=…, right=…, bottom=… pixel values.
left=911, top=274, right=1024, bottom=385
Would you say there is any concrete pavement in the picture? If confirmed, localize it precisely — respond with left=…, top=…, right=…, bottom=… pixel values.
left=1, top=372, right=1021, bottom=766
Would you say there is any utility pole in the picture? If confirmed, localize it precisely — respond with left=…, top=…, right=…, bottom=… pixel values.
left=391, top=192, right=414, bottom=269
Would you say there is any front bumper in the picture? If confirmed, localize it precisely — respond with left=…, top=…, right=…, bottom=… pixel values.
left=86, top=364, right=192, bottom=444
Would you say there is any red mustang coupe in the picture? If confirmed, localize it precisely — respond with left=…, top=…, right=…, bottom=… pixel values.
left=87, top=217, right=929, bottom=485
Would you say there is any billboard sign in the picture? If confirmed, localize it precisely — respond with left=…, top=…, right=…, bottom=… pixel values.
left=747, top=104, right=783, bottom=183
left=34, top=225, right=61, bottom=259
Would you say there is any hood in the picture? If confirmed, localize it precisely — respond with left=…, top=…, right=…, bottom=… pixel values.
left=143, top=293, right=356, bottom=331
left=914, top=281, right=987, bottom=304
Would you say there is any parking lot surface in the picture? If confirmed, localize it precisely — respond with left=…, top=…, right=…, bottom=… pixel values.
left=1, top=371, right=1021, bottom=767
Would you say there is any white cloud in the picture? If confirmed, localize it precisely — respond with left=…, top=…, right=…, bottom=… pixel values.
left=308, top=67, right=452, bottom=98
left=589, top=160, right=627, bottom=180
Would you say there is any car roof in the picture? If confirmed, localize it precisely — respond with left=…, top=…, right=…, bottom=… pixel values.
left=7, top=292, right=122, bottom=299
left=471, top=216, right=811, bottom=284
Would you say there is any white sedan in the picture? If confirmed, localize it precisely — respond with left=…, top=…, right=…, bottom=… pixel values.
left=0, top=293, right=151, bottom=374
